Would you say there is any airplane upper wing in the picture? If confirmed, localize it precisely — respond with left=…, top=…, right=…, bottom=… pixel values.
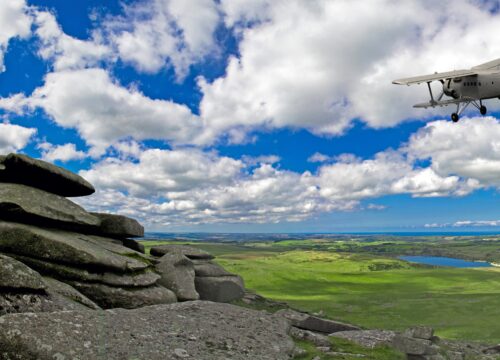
left=472, top=57, right=500, bottom=70
left=392, top=69, right=477, bottom=85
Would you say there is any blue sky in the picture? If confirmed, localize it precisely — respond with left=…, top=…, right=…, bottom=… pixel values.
left=0, top=0, right=499, bottom=232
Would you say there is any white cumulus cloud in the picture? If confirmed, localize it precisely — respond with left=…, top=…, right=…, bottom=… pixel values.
left=34, top=10, right=111, bottom=71
left=197, top=0, right=500, bottom=143
left=105, top=0, right=220, bottom=78
left=407, top=117, right=500, bottom=187
left=0, top=123, right=36, bottom=153
left=75, top=144, right=481, bottom=227
left=1, top=68, right=204, bottom=155
left=0, top=0, right=32, bottom=72
left=38, top=142, right=87, bottom=162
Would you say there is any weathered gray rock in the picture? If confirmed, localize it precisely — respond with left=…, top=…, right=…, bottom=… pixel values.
left=122, top=238, right=145, bottom=253
left=42, top=277, right=101, bottom=310
left=330, top=330, right=397, bottom=349
left=276, top=309, right=360, bottom=334
left=69, top=281, right=177, bottom=309
left=0, top=222, right=149, bottom=272
left=78, top=233, right=151, bottom=261
left=193, top=260, right=234, bottom=277
left=91, top=212, right=144, bottom=238
left=0, top=291, right=92, bottom=315
left=0, top=183, right=100, bottom=229
left=446, top=351, right=465, bottom=360
left=150, top=244, right=214, bottom=259
left=0, top=255, right=99, bottom=315
left=404, top=326, right=435, bottom=340
left=155, top=253, right=199, bottom=301
left=0, top=153, right=95, bottom=197
left=289, top=327, right=331, bottom=347
left=0, top=254, right=46, bottom=290
left=10, top=255, right=159, bottom=287
left=0, top=301, right=294, bottom=360
left=392, top=335, right=434, bottom=355
left=195, top=275, right=245, bottom=303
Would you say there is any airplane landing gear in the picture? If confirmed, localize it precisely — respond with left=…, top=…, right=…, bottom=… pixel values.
left=451, top=113, right=459, bottom=122
left=480, top=105, right=487, bottom=115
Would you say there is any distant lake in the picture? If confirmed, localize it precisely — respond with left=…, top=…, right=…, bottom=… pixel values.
left=399, top=256, right=493, bottom=268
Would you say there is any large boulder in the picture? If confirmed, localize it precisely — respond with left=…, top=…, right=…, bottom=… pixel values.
left=0, top=301, right=295, bottom=360
left=68, top=281, right=177, bottom=309
left=0, top=153, right=95, bottom=197
left=195, top=275, right=245, bottom=303
left=0, top=221, right=149, bottom=272
left=150, top=244, right=214, bottom=259
left=155, top=253, right=199, bottom=301
left=11, top=254, right=160, bottom=287
left=193, top=260, right=234, bottom=277
left=91, top=212, right=144, bottom=238
left=276, top=309, right=360, bottom=334
left=0, top=183, right=100, bottom=229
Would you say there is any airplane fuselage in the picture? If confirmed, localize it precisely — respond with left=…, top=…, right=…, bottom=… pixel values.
left=444, top=73, right=500, bottom=100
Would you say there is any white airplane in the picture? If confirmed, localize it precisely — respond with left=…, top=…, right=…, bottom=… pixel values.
left=393, top=58, right=500, bottom=122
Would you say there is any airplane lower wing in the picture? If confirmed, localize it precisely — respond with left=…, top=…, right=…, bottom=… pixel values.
left=413, top=97, right=476, bottom=109
left=393, top=69, right=477, bottom=85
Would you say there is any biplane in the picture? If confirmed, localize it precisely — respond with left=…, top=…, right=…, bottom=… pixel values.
left=393, top=58, right=500, bottom=122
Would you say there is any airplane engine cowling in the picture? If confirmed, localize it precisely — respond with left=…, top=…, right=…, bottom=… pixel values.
left=443, top=82, right=459, bottom=99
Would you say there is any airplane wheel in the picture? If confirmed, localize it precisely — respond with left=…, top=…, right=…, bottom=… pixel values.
left=480, top=105, right=487, bottom=115
left=451, top=113, right=459, bottom=122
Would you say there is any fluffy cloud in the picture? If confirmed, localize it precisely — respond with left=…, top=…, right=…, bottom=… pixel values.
left=105, top=0, right=220, bottom=77
left=38, top=142, right=86, bottom=162
left=407, top=117, right=500, bottom=187
left=0, top=0, right=31, bottom=72
left=80, top=148, right=244, bottom=196
left=425, top=219, right=500, bottom=228
left=308, top=152, right=331, bottom=163
left=2, top=68, right=203, bottom=155
left=0, top=123, right=36, bottom=153
left=34, top=11, right=111, bottom=71
left=76, top=144, right=477, bottom=226
left=197, top=0, right=500, bottom=142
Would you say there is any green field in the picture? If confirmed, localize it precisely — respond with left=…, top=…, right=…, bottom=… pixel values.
left=143, top=239, right=500, bottom=342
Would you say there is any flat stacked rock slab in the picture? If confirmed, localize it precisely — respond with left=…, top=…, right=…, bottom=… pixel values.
left=42, top=277, right=100, bottom=310
left=0, top=153, right=95, bottom=197
left=277, top=308, right=360, bottom=334
left=0, top=254, right=97, bottom=315
left=91, top=212, right=146, bottom=253
left=0, top=183, right=100, bottom=229
left=12, top=254, right=160, bottom=287
left=0, top=301, right=295, bottom=360
left=0, top=253, right=46, bottom=291
left=0, top=221, right=149, bottom=272
left=91, top=212, right=144, bottom=238
left=150, top=244, right=214, bottom=259
left=68, top=281, right=177, bottom=309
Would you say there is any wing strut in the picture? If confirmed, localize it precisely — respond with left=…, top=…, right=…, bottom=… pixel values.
left=427, top=82, right=435, bottom=104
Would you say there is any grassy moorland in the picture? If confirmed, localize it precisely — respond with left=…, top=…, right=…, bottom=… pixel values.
left=142, top=238, right=500, bottom=342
